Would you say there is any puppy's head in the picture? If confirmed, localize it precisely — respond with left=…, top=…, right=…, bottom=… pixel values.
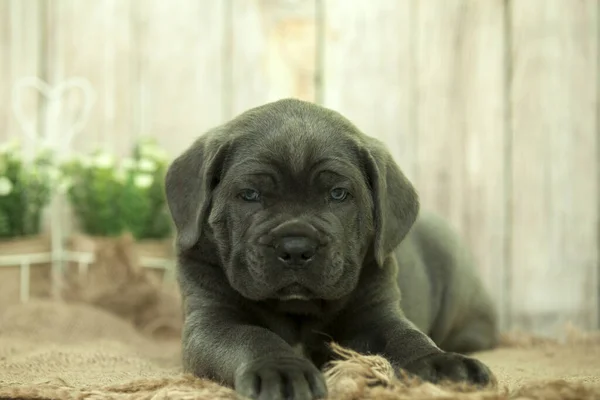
left=165, top=99, right=419, bottom=305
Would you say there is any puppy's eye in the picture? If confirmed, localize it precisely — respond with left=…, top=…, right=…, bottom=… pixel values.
left=239, top=189, right=261, bottom=202
left=330, top=187, right=349, bottom=202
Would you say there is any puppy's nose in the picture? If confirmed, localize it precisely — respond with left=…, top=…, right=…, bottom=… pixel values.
left=276, top=236, right=318, bottom=266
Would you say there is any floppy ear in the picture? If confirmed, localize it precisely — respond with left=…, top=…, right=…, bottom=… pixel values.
left=164, top=131, right=230, bottom=251
left=362, top=139, right=420, bottom=266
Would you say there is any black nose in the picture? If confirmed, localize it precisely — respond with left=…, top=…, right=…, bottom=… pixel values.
left=276, top=236, right=318, bottom=266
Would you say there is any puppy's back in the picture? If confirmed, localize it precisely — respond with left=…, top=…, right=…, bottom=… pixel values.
left=395, top=212, right=499, bottom=352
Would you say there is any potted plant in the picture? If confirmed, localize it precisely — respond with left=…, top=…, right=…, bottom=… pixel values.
left=0, top=139, right=58, bottom=306
left=120, top=137, right=175, bottom=285
left=61, top=137, right=175, bottom=285
left=120, top=137, right=173, bottom=242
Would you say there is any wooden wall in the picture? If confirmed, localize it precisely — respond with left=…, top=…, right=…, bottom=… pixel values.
left=0, top=0, right=598, bottom=337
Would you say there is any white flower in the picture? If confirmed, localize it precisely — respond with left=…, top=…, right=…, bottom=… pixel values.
left=92, top=152, right=114, bottom=168
left=134, top=174, right=154, bottom=189
left=139, top=143, right=168, bottom=161
left=0, top=138, right=20, bottom=154
left=29, top=165, right=40, bottom=178
left=0, top=176, right=13, bottom=196
left=115, top=168, right=127, bottom=183
left=35, top=146, right=54, bottom=160
left=121, top=157, right=136, bottom=170
left=76, top=155, right=92, bottom=168
left=47, top=167, right=61, bottom=183
left=57, top=177, right=73, bottom=194
left=137, top=158, right=156, bottom=172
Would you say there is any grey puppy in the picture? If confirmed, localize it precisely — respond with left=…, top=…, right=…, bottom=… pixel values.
left=165, top=99, right=499, bottom=400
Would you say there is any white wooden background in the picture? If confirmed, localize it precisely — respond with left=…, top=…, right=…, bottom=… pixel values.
left=0, top=0, right=598, bottom=337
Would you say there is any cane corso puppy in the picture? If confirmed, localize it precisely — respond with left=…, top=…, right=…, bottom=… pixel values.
left=165, top=99, right=499, bottom=400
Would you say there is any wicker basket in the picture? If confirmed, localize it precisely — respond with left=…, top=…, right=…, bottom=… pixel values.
left=66, top=233, right=176, bottom=289
left=0, top=235, right=53, bottom=310
left=62, top=233, right=182, bottom=338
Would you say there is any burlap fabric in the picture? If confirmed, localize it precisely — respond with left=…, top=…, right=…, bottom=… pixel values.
left=62, top=234, right=181, bottom=339
left=0, top=235, right=599, bottom=399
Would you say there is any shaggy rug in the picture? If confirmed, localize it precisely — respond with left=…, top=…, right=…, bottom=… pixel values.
left=0, top=235, right=599, bottom=399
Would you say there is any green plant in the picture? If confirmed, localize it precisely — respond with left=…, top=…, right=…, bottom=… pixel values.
left=61, top=137, right=173, bottom=240
left=120, top=138, right=173, bottom=240
left=0, top=139, right=58, bottom=239
left=61, top=151, right=124, bottom=237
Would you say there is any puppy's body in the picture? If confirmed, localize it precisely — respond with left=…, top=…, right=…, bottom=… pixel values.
left=395, top=212, right=498, bottom=353
left=166, top=99, right=498, bottom=400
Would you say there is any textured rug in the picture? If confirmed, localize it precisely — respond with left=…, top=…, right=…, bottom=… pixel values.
left=0, top=301, right=599, bottom=400
left=0, top=236, right=599, bottom=399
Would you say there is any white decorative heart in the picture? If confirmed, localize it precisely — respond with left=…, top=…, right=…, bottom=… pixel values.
left=11, top=76, right=96, bottom=150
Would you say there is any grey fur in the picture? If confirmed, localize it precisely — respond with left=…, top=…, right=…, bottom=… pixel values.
left=165, top=99, right=498, bottom=400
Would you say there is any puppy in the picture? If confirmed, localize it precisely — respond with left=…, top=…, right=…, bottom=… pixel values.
left=165, top=99, right=499, bottom=400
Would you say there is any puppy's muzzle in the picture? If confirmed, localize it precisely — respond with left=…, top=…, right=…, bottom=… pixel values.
left=275, top=236, right=318, bottom=266
left=259, top=219, right=328, bottom=269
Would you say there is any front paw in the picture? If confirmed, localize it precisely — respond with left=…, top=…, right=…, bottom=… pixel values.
left=234, top=355, right=327, bottom=400
left=401, top=352, right=494, bottom=387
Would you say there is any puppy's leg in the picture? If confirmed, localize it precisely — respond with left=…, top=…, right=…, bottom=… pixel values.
left=331, top=307, right=494, bottom=386
left=183, top=304, right=327, bottom=400
left=438, top=318, right=499, bottom=354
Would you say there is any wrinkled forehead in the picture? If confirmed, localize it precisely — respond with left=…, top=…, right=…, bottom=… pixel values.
left=226, top=116, right=364, bottom=181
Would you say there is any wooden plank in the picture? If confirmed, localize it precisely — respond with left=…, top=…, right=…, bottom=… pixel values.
left=412, top=1, right=509, bottom=328
left=0, top=0, right=10, bottom=142
left=320, top=0, right=416, bottom=180
left=509, top=0, right=599, bottom=335
left=44, top=0, right=134, bottom=156
left=229, top=0, right=318, bottom=118
left=1, top=0, right=44, bottom=146
left=38, top=0, right=135, bottom=240
left=134, top=0, right=226, bottom=157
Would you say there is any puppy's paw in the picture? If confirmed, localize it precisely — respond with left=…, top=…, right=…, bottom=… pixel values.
left=234, top=355, right=327, bottom=400
left=401, top=352, right=494, bottom=387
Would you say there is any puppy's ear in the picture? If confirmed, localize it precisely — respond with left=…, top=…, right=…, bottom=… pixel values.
left=362, top=139, right=419, bottom=266
left=165, top=130, right=230, bottom=251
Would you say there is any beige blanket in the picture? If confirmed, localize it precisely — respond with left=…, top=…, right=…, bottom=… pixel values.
left=0, top=236, right=599, bottom=399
